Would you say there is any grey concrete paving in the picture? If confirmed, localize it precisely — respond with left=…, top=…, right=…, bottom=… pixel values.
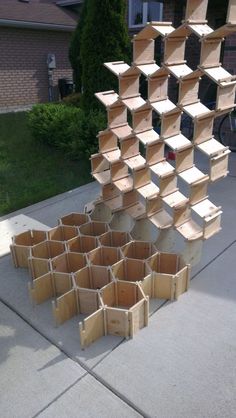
left=0, top=302, right=141, bottom=418
left=0, top=152, right=236, bottom=417
left=93, top=243, right=236, bottom=418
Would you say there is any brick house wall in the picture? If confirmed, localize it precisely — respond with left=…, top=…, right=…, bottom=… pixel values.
left=0, top=27, right=73, bottom=109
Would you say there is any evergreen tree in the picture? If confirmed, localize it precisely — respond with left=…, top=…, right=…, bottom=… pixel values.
left=80, top=0, right=130, bottom=111
left=69, top=1, right=88, bottom=92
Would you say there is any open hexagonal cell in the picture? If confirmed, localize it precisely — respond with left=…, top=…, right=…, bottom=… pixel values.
left=79, top=281, right=149, bottom=348
left=59, top=212, right=90, bottom=227
left=143, top=252, right=190, bottom=300
left=74, top=265, right=112, bottom=314
left=111, top=258, right=151, bottom=282
left=87, top=246, right=121, bottom=266
left=121, top=240, right=157, bottom=260
left=89, top=202, right=113, bottom=223
left=98, top=230, right=132, bottom=247
left=66, top=235, right=97, bottom=253
left=29, top=240, right=66, bottom=279
left=51, top=252, right=87, bottom=274
left=47, top=225, right=79, bottom=242
left=79, top=221, right=109, bottom=236
left=11, top=230, right=47, bottom=268
left=29, top=271, right=73, bottom=305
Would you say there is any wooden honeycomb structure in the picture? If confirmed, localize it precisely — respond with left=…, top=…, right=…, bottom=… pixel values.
left=10, top=0, right=236, bottom=348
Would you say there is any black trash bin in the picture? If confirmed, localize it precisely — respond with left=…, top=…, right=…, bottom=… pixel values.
left=58, top=78, right=74, bottom=99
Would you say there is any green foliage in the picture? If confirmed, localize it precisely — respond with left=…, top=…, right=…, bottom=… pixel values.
left=68, top=109, right=106, bottom=158
left=0, top=112, right=91, bottom=215
left=69, top=1, right=88, bottom=92
left=62, top=92, right=81, bottom=107
left=28, top=103, right=106, bottom=159
left=27, top=103, right=81, bottom=149
left=80, top=0, right=131, bottom=111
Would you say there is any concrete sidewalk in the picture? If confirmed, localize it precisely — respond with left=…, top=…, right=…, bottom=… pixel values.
left=0, top=153, right=236, bottom=418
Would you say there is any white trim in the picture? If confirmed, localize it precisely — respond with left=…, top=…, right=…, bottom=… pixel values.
left=128, top=0, right=163, bottom=29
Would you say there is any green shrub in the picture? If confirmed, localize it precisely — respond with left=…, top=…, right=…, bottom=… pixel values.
left=68, top=109, right=106, bottom=159
left=28, top=103, right=106, bottom=159
left=27, top=103, right=82, bottom=149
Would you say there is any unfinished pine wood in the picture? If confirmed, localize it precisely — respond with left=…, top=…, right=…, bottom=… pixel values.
left=95, top=91, right=119, bottom=107
left=203, top=23, right=236, bottom=39
left=137, top=63, right=160, bottom=76
left=151, top=99, right=176, bottom=115
left=149, top=209, right=173, bottom=229
left=52, top=288, right=78, bottom=326
left=133, top=39, right=155, bottom=65
left=121, top=240, right=157, bottom=260
left=146, top=141, right=164, bottom=165
left=129, top=297, right=149, bottom=338
left=87, top=246, right=121, bottom=267
left=79, top=308, right=105, bottom=349
left=79, top=221, right=109, bottom=237
left=164, top=133, right=191, bottom=151
left=134, top=22, right=175, bottom=40
left=98, top=129, right=118, bottom=153
left=203, top=67, right=236, bottom=85
left=178, top=78, right=200, bottom=106
left=164, top=38, right=187, bottom=65
left=136, top=129, right=160, bottom=146
left=98, top=231, right=131, bottom=247
left=175, top=147, right=194, bottom=173
left=122, top=189, right=139, bottom=208
left=28, top=256, right=50, bottom=280
left=160, top=110, right=181, bottom=139
left=137, top=182, right=160, bottom=200
left=11, top=230, right=47, bottom=268
left=108, top=103, right=127, bottom=128
left=120, top=135, right=139, bottom=159
left=122, top=96, right=146, bottom=111
left=66, top=235, right=97, bottom=254
left=216, top=84, right=236, bottom=111
left=209, top=151, right=230, bottom=181
left=196, top=138, right=228, bottom=157
left=188, top=23, right=213, bottom=37
left=133, top=166, right=151, bottom=189
left=90, top=201, right=113, bottom=223
left=166, top=64, right=193, bottom=79
left=91, top=153, right=110, bottom=174
left=59, top=213, right=89, bottom=227
left=119, top=71, right=140, bottom=100
left=104, top=61, right=130, bottom=76
left=51, top=252, right=87, bottom=274
left=111, top=258, right=150, bottom=283
left=184, top=0, right=208, bottom=22
left=192, top=198, right=222, bottom=239
left=182, top=102, right=211, bottom=119
left=193, top=113, right=215, bottom=144
left=132, top=106, right=153, bottom=133
left=176, top=219, right=203, bottom=241
left=148, top=70, right=169, bottom=103
left=146, top=195, right=163, bottom=217
left=29, top=271, right=72, bottom=305
left=111, top=124, right=132, bottom=139
left=47, top=225, right=78, bottom=242
left=200, top=39, right=222, bottom=68
left=227, top=0, right=236, bottom=23
left=102, top=183, right=120, bottom=201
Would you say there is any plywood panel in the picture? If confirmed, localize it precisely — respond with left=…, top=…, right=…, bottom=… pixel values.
left=106, top=307, right=129, bottom=337
left=29, top=272, right=54, bottom=305
left=79, top=308, right=105, bottom=349
left=52, top=289, right=78, bottom=325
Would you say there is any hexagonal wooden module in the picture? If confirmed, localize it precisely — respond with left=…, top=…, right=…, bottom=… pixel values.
left=10, top=0, right=236, bottom=349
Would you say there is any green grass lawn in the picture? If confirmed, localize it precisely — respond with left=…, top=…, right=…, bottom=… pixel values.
left=0, top=112, right=92, bottom=215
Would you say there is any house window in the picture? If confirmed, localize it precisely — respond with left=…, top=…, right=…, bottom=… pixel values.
left=128, top=0, right=163, bottom=28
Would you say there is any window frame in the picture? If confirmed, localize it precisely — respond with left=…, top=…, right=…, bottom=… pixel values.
left=128, top=0, right=163, bottom=29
